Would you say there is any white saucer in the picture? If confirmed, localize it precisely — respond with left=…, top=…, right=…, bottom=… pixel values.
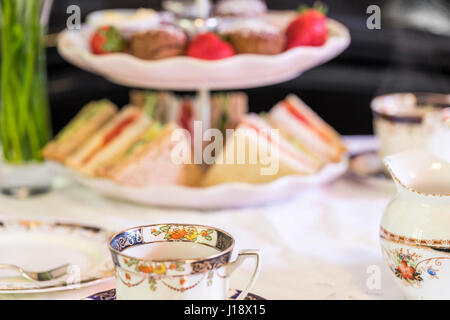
left=84, top=288, right=266, bottom=300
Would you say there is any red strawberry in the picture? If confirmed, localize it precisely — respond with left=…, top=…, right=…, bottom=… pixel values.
left=90, top=26, right=126, bottom=55
left=187, top=32, right=235, bottom=60
left=286, top=5, right=328, bottom=49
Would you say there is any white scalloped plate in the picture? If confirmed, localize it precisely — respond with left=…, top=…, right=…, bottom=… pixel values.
left=54, top=157, right=348, bottom=210
left=57, top=11, right=351, bottom=90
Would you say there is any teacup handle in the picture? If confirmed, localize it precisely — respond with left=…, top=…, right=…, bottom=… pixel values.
left=226, top=249, right=261, bottom=300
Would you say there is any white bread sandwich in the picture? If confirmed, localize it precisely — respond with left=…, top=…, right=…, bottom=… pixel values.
left=42, top=100, right=117, bottom=162
left=96, top=122, right=202, bottom=187
left=268, top=95, right=346, bottom=163
left=210, top=92, right=248, bottom=133
left=201, top=113, right=323, bottom=186
left=65, top=106, right=151, bottom=176
left=130, top=90, right=181, bottom=124
left=130, top=90, right=248, bottom=134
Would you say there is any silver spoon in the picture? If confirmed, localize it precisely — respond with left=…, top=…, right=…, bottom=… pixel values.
left=0, top=263, right=71, bottom=282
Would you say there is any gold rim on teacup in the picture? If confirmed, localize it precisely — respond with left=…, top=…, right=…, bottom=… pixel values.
left=109, top=223, right=235, bottom=265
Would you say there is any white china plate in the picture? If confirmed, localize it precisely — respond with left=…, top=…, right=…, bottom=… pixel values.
left=57, top=11, right=351, bottom=90
left=54, top=157, right=348, bottom=210
left=0, top=219, right=114, bottom=294
left=84, top=288, right=266, bottom=300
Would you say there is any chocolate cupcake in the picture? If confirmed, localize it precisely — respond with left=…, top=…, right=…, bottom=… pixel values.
left=219, top=20, right=285, bottom=55
left=215, top=0, right=267, bottom=18
left=128, top=25, right=187, bottom=60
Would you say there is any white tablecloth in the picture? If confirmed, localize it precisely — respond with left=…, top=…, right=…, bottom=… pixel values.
left=0, top=136, right=403, bottom=300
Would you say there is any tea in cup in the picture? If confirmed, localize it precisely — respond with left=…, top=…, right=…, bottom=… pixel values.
left=109, top=223, right=261, bottom=300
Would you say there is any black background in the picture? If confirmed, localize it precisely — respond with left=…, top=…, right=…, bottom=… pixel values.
left=0, top=299, right=435, bottom=316
left=46, top=0, right=450, bottom=135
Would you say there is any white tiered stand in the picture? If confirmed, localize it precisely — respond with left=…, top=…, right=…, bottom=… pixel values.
left=56, top=10, right=352, bottom=209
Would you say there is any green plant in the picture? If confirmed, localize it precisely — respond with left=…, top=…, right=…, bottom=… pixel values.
left=0, top=0, right=52, bottom=164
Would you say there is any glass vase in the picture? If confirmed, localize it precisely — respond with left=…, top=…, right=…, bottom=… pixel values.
left=0, top=0, right=53, bottom=197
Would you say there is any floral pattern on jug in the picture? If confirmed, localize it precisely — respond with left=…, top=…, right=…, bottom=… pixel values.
left=381, top=239, right=450, bottom=292
left=381, top=245, right=450, bottom=286
left=380, top=150, right=450, bottom=299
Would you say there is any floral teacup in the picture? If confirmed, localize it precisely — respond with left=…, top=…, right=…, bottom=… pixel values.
left=109, top=224, right=261, bottom=300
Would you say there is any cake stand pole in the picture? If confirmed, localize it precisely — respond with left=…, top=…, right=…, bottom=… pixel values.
left=197, top=87, right=211, bottom=132
left=194, top=0, right=212, bottom=132
left=195, top=0, right=210, bottom=19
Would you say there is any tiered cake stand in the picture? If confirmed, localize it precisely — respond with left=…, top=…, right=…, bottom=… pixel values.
left=56, top=10, right=351, bottom=209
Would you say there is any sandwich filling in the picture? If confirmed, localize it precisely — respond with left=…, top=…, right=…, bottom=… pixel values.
left=241, top=119, right=317, bottom=169
left=282, top=100, right=332, bottom=144
left=123, top=122, right=164, bottom=157
left=178, top=99, right=194, bottom=134
left=288, top=137, right=323, bottom=164
left=82, top=112, right=141, bottom=165
left=103, top=122, right=165, bottom=172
